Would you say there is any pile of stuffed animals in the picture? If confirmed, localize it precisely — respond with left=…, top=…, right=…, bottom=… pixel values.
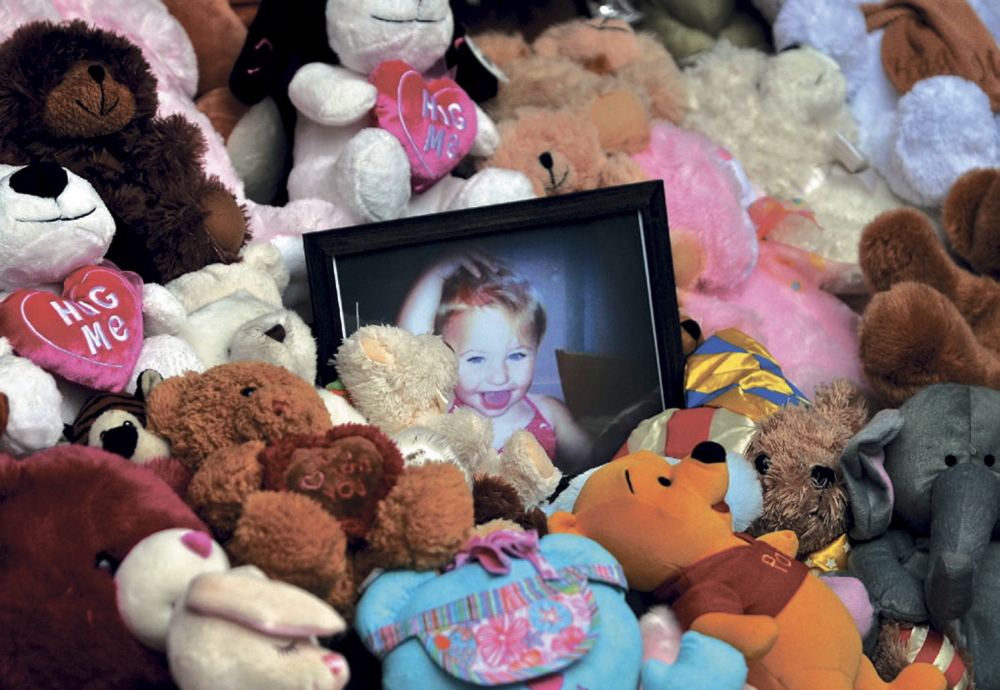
left=3, top=0, right=1000, bottom=687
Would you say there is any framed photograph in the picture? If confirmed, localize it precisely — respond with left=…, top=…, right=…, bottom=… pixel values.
left=304, top=180, right=685, bottom=468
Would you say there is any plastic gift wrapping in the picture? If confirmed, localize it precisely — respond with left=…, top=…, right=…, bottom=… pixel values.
left=684, top=327, right=809, bottom=422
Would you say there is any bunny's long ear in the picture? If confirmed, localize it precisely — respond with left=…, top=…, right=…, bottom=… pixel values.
left=185, top=566, right=346, bottom=637
left=230, top=0, right=337, bottom=106
left=841, top=408, right=903, bottom=541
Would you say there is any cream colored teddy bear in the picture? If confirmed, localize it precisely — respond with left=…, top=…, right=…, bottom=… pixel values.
left=334, top=324, right=561, bottom=509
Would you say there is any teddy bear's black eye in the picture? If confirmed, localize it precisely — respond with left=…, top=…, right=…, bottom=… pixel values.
left=945, top=454, right=958, bottom=467
left=754, top=453, right=771, bottom=474
left=240, top=386, right=257, bottom=397
left=985, top=454, right=996, bottom=467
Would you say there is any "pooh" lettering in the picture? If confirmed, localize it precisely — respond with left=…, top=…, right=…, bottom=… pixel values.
left=49, top=286, right=128, bottom=356
left=421, top=89, right=467, bottom=161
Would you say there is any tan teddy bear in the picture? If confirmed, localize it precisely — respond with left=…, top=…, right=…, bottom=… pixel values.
left=333, top=325, right=561, bottom=509
left=143, top=360, right=473, bottom=620
left=477, top=106, right=649, bottom=197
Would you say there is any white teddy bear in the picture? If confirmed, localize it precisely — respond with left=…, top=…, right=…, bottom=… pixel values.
left=680, top=41, right=911, bottom=292
left=757, top=0, right=1000, bottom=209
left=284, top=0, right=536, bottom=223
left=0, top=162, right=203, bottom=456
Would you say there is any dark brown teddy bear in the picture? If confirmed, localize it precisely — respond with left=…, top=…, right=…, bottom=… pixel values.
left=858, top=168, right=1000, bottom=406
left=144, top=361, right=474, bottom=619
left=0, top=20, right=250, bottom=284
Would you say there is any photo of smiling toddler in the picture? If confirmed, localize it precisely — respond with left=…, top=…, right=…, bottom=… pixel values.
left=397, top=250, right=593, bottom=473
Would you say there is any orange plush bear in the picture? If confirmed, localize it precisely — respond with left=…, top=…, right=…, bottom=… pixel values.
left=548, top=443, right=946, bottom=690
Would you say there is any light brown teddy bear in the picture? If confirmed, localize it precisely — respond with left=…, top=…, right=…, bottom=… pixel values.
left=143, top=360, right=474, bottom=619
left=334, top=325, right=562, bottom=509
left=858, top=168, right=1000, bottom=406
left=744, top=378, right=870, bottom=564
left=477, top=105, right=650, bottom=197
left=475, top=17, right=688, bottom=130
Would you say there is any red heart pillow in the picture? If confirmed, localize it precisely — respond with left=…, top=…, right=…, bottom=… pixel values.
left=0, top=265, right=144, bottom=392
left=370, top=60, right=478, bottom=193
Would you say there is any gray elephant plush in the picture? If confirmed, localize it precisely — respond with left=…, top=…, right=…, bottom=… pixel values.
left=842, top=383, right=1000, bottom=688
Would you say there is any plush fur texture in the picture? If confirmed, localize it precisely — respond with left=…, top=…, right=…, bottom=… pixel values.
left=189, top=422, right=473, bottom=621
left=632, top=119, right=865, bottom=399
left=634, top=0, right=770, bottom=60
left=744, top=378, right=869, bottom=558
left=0, top=444, right=206, bottom=689
left=145, top=360, right=331, bottom=472
left=681, top=40, right=908, bottom=292
left=471, top=473, right=549, bottom=535
left=475, top=17, right=688, bottom=129
left=858, top=168, right=1000, bottom=406
left=479, top=105, right=649, bottom=197
left=0, top=20, right=251, bottom=284
left=763, top=0, right=1000, bottom=209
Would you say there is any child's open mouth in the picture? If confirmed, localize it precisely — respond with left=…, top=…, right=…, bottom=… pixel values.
left=480, top=390, right=512, bottom=410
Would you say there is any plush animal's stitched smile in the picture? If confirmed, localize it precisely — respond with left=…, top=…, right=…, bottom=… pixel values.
left=17, top=207, right=96, bottom=223
left=370, top=14, right=445, bottom=23
left=545, top=168, right=568, bottom=192
left=75, top=95, right=120, bottom=118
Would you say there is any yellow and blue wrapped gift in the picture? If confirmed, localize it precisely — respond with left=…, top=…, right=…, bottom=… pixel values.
left=684, top=327, right=809, bottom=421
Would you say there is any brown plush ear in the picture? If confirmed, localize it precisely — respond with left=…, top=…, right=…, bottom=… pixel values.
left=811, top=378, right=870, bottom=435
left=942, top=168, right=1000, bottom=278
left=469, top=30, right=532, bottom=69
left=859, top=208, right=959, bottom=297
left=144, top=371, right=199, bottom=441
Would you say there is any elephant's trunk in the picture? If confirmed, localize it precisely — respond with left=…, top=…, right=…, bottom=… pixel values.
left=927, top=463, right=1000, bottom=622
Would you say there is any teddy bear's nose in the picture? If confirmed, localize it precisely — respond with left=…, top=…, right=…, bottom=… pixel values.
left=9, top=162, right=68, bottom=199
left=538, top=152, right=554, bottom=169
left=810, top=465, right=837, bottom=489
left=691, top=441, right=726, bottom=464
left=88, top=64, right=105, bottom=84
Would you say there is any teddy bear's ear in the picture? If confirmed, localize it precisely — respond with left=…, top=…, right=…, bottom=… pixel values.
left=135, top=369, right=164, bottom=403
left=812, top=378, right=870, bottom=435
left=942, top=168, right=1000, bottom=277
left=360, top=335, right=395, bottom=366
left=598, top=153, right=649, bottom=189
left=841, top=408, right=903, bottom=541
left=144, top=372, right=195, bottom=436
left=229, top=0, right=337, bottom=105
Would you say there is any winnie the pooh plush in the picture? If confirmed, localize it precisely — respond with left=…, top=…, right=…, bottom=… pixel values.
left=548, top=442, right=947, bottom=690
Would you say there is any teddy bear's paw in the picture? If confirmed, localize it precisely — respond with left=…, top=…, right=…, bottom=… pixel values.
left=229, top=491, right=350, bottom=599
left=0, top=352, right=63, bottom=456
left=942, top=167, right=1000, bottom=278
left=889, top=76, right=1000, bottom=207
left=201, top=187, right=249, bottom=258
left=497, top=429, right=562, bottom=508
left=332, top=128, right=411, bottom=223
left=859, top=282, right=986, bottom=406
left=859, top=208, right=956, bottom=295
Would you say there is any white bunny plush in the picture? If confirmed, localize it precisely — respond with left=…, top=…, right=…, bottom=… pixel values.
left=167, top=566, right=350, bottom=690
left=269, top=0, right=536, bottom=223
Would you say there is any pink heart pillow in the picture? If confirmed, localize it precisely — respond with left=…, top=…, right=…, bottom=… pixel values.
left=0, top=264, right=144, bottom=392
left=370, top=60, right=478, bottom=193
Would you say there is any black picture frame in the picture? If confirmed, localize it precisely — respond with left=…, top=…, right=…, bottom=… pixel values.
left=304, top=181, right=685, bottom=463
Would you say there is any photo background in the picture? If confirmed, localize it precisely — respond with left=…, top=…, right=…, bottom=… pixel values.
left=333, top=212, right=662, bottom=423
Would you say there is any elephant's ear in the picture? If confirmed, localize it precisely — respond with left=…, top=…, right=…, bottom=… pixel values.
left=841, top=408, right=904, bottom=540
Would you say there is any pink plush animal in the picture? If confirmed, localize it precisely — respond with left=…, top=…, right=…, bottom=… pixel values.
left=632, top=120, right=864, bottom=398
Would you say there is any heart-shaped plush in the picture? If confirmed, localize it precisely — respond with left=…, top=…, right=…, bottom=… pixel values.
left=370, top=59, right=478, bottom=193
left=0, top=264, right=144, bottom=392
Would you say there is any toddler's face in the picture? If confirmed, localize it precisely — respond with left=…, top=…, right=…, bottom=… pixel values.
left=442, top=305, right=537, bottom=418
